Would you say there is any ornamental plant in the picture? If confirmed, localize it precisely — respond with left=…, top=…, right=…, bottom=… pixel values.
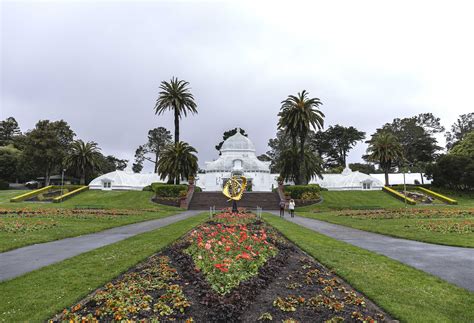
left=185, top=212, right=278, bottom=294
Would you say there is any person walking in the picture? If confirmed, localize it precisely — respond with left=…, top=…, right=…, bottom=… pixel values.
left=289, top=199, right=295, bottom=218
left=279, top=200, right=286, bottom=217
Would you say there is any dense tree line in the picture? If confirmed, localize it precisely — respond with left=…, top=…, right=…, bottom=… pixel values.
left=0, top=117, right=127, bottom=186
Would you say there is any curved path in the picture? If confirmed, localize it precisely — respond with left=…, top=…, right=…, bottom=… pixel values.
left=269, top=211, right=474, bottom=292
left=0, top=210, right=202, bottom=282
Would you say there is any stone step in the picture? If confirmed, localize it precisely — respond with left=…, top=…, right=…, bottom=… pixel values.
left=188, top=191, right=280, bottom=210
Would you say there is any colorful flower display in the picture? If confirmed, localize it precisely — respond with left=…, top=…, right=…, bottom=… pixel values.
left=186, top=211, right=277, bottom=294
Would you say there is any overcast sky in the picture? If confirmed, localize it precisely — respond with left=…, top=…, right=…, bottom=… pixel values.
left=2, top=1, right=473, bottom=172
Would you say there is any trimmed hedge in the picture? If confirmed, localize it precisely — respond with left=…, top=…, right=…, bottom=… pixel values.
left=417, top=187, right=458, bottom=205
left=382, top=186, right=416, bottom=205
left=151, top=183, right=188, bottom=198
left=284, top=184, right=322, bottom=199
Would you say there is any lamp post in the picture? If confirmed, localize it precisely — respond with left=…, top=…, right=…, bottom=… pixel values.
left=402, top=161, right=413, bottom=209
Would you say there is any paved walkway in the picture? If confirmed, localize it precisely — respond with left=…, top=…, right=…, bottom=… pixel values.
left=0, top=210, right=202, bottom=282
left=269, top=211, right=474, bottom=292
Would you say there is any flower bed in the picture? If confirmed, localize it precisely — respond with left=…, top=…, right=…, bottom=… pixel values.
left=417, top=220, right=474, bottom=234
left=0, top=208, right=144, bottom=220
left=329, top=208, right=474, bottom=220
left=0, top=219, right=58, bottom=233
left=53, top=211, right=389, bottom=322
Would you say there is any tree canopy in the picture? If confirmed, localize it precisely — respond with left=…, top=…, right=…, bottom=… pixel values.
left=65, top=140, right=102, bottom=185
left=0, top=117, right=21, bottom=146
left=154, top=77, right=197, bottom=144
left=22, top=120, right=75, bottom=186
left=445, top=113, right=474, bottom=150
left=157, top=141, right=198, bottom=185
left=313, top=125, right=365, bottom=168
left=133, top=127, right=172, bottom=173
left=365, top=131, right=404, bottom=186
left=278, top=90, right=324, bottom=184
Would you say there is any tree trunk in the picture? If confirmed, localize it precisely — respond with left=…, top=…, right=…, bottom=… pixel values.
left=80, top=165, right=85, bottom=185
left=174, top=109, right=180, bottom=144
left=45, top=166, right=50, bottom=187
left=154, top=152, right=159, bottom=173
left=384, top=171, right=389, bottom=186
left=420, top=172, right=424, bottom=185
left=299, top=133, right=307, bottom=185
left=292, top=135, right=300, bottom=185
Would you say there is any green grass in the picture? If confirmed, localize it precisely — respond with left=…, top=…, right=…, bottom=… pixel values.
left=298, top=190, right=407, bottom=211
left=0, top=190, right=182, bottom=252
left=298, top=211, right=474, bottom=248
left=263, top=214, right=474, bottom=322
left=0, top=190, right=25, bottom=204
left=3, top=190, right=170, bottom=210
left=0, top=212, right=207, bottom=322
left=298, top=190, right=474, bottom=212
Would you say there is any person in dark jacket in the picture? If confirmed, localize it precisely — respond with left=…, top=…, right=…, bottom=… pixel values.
left=279, top=200, right=286, bottom=217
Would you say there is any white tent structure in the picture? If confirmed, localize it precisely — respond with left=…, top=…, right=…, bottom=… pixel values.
left=89, top=169, right=163, bottom=191
left=369, top=173, right=432, bottom=185
left=310, top=167, right=384, bottom=191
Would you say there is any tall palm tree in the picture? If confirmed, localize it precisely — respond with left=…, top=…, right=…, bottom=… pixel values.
left=278, top=90, right=324, bottom=184
left=366, top=132, right=404, bottom=186
left=65, top=140, right=102, bottom=185
left=157, top=141, right=198, bottom=185
left=154, top=77, right=197, bottom=144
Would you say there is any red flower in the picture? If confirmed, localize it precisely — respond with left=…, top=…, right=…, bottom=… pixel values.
left=236, top=252, right=252, bottom=260
left=214, top=263, right=229, bottom=272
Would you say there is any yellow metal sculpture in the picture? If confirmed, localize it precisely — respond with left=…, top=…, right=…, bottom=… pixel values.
left=222, top=175, right=247, bottom=201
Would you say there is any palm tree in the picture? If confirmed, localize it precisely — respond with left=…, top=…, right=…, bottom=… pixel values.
left=279, top=148, right=323, bottom=184
left=366, top=132, right=404, bottom=186
left=278, top=90, right=324, bottom=184
left=154, top=77, right=197, bottom=144
left=157, top=141, right=198, bottom=185
left=65, top=140, right=102, bottom=185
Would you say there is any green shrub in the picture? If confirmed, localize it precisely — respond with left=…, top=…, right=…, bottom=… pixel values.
left=0, top=180, right=9, bottom=190
left=142, top=185, right=152, bottom=191
left=151, top=183, right=188, bottom=197
left=284, top=184, right=321, bottom=199
left=194, top=186, right=202, bottom=192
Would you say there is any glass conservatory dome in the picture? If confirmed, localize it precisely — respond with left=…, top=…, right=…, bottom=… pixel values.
left=220, top=131, right=256, bottom=153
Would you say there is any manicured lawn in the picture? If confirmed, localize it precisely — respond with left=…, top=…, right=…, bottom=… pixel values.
left=0, top=212, right=207, bottom=322
left=0, top=191, right=182, bottom=252
left=0, top=190, right=25, bottom=205
left=263, top=214, right=474, bottom=322
left=298, top=190, right=473, bottom=212
left=297, top=190, right=407, bottom=211
left=3, top=190, right=169, bottom=210
left=298, top=210, right=474, bottom=248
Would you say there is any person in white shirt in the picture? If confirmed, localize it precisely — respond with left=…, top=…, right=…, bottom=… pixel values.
left=288, top=199, right=295, bottom=218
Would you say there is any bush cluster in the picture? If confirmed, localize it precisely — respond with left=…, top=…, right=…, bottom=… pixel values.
left=151, top=183, right=188, bottom=197
left=0, top=180, right=9, bottom=190
left=284, top=184, right=322, bottom=199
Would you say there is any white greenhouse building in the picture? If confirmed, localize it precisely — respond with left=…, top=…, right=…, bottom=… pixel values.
left=89, top=169, right=163, bottom=191
left=310, top=167, right=384, bottom=190
left=200, top=131, right=274, bottom=191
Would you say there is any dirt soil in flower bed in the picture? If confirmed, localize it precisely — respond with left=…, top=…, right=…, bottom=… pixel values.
left=52, top=219, right=391, bottom=322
